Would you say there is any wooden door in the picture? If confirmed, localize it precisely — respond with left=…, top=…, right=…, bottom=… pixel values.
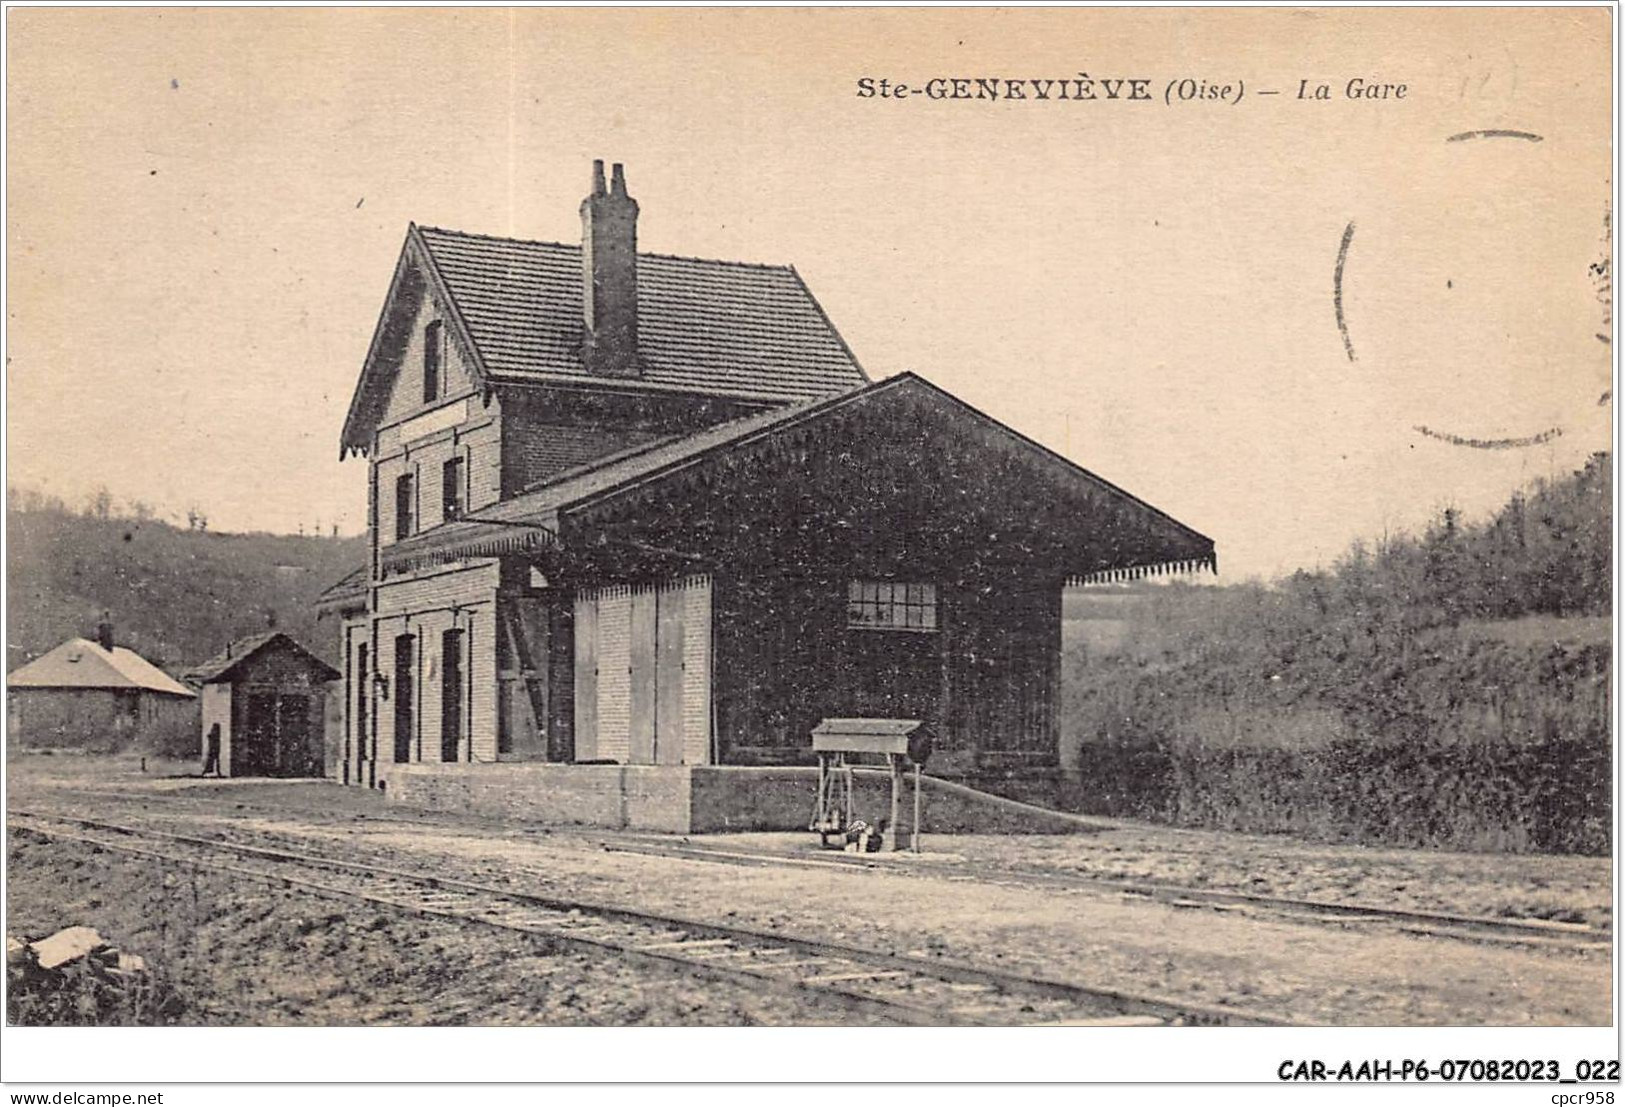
left=573, top=594, right=599, bottom=760
left=628, top=589, right=657, bottom=764
left=655, top=589, right=686, bottom=764
left=440, top=629, right=463, bottom=762
left=240, top=692, right=277, bottom=776
left=275, top=694, right=310, bottom=776
left=393, top=635, right=415, bottom=763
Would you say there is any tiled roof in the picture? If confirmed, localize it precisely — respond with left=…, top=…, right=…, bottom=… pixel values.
left=185, top=631, right=340, bottom=685
left=7, top=639, right=195, bottom=697
left=416, top=227, right=868, bottom=402
left=184, top=631, right=278, bottom=683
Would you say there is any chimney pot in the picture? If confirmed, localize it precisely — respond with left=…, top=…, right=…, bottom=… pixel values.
left=580, top=159, right=640, bottom=377
left=95, top=613, right=114, bottom=652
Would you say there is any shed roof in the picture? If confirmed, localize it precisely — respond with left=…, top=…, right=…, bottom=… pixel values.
left=380, top=373, right=1217, bottom=582
left=185, top=632, right=340, bottom=685
left=315, top=564, right=368, bottom=615
left=379, top=388, right=845, bottom=572
left=7, top=639, right=195, bottom=697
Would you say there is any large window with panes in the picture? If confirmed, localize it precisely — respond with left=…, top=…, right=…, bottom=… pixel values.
left=846, top=581, right=938, bottom=631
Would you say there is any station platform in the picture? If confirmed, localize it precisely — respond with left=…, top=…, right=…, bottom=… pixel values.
left=383, top=762, right=1108, bottom=836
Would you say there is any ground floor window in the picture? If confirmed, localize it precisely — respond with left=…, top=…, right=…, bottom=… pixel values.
left=847, top=581, right=938, bottom=631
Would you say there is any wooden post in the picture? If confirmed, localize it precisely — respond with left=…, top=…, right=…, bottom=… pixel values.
left=938, top=583, right=952, bottom=751
left=889, top=753, right=901, bottom=852
left=913, top=761, right=922, bottom=853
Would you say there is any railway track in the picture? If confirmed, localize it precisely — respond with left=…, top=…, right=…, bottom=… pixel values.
left=8, top=809, right=1295, bottom=1027
left=597, top=840, right=1612, bottom=953
left=17, top=782, right=1610, bottom=952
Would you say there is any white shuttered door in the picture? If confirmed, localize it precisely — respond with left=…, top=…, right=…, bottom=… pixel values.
left=574, top=575, right=712, bottom=765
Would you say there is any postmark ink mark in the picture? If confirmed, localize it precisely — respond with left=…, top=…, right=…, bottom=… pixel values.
left=1413, top=424, right=1563, bottom=450
left=1446, top=129, right=1543, bottom=143
left=1334, top=221, right=1357, bottom=362
left=1590, top=207, right=1610, bottom=345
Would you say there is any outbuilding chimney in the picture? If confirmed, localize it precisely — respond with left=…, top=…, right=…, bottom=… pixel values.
left=580, top=160, right=640, bottom=377
left=95, top=612, right=114, bottom=652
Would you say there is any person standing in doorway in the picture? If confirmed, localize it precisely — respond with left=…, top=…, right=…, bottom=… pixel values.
left=202, top=722, right=222, bottom=777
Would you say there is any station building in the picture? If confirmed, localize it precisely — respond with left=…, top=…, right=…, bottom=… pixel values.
left=318, top=162, right=1214, bottom=830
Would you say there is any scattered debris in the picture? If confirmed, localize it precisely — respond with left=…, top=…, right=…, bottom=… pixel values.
left=7, top=924, right=166, bottom=1026
left=32, top=925, right=110, bottom=969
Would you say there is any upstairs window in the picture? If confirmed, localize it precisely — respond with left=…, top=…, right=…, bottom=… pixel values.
left=847, top=581, right=938, bottom=631
left=395, top=472, right=416, bottom=539
left=423, top=320, right=443, bottom=403
left=442, top=456, right=465, bottom=522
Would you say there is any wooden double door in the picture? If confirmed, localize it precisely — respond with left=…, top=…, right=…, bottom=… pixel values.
left=574, top=577, right=711, bottom=765
left=238, top=690, right=313, bottom=777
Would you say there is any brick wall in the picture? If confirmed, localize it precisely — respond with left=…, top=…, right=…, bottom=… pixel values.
left=498, top=389, right=771, bottom=494
left=507, top=423, right=667, bottom=489
left=7, top=689, right=198, bottom=756
left=380, top=284, right=478, bottom=427
left=387, top=762, right=690, bottom=831
left=375, top=418, right=501, bottom=546
left=373, top=562, right=500, bottom=788
left=322, top=681, right=345, bottom=780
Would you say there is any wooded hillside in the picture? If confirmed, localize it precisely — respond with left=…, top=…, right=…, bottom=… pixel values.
left=6, top=499, right=364, bottom=675
left=1062, top=452, right=1612, bottom=853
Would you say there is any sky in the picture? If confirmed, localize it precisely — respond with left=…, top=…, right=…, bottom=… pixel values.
left=5, top=7, right=1614, bottom=580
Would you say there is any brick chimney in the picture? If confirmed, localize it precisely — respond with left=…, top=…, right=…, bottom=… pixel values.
left=580, top=160, right=640, bottom=377
left=95, top=612, right=114, bottom=652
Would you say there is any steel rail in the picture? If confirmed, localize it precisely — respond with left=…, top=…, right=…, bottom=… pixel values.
left=16, top=785, right=1606, bottom=949
left=9, top=809, right=1297, bottom=1027
left=596, top=840, right=1611, bottom=951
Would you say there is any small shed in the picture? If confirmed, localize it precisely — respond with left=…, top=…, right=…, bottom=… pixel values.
left=185, top=632, right=340, bottom=777
left=6, top=624, right=196, bottom=752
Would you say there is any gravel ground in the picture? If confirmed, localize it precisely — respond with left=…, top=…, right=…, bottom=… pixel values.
left=7, top=756, right=1614, bottom=1026
left=697, top=827, right=1612, bottom=928
left=6, top=833, right=864, bottom=1026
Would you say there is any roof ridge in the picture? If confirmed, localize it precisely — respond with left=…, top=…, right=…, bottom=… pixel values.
left=417, top=225, right=575, bottom=250
left=415, top=225, right=796, bottom=273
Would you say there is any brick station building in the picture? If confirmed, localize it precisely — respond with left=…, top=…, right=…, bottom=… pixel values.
left=319, top=162, right=1214, bottom=828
